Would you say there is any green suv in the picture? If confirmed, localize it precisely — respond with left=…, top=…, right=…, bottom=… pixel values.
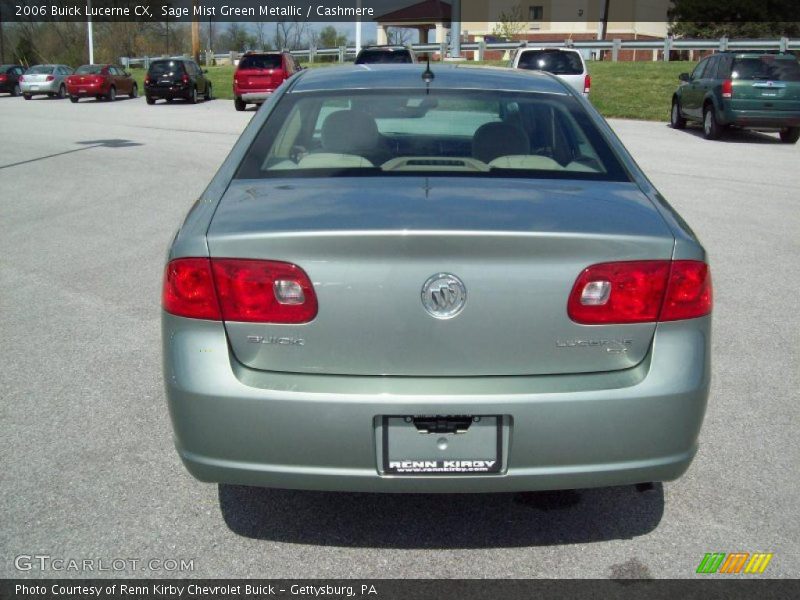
left=671, top=51, right=800, bottom=143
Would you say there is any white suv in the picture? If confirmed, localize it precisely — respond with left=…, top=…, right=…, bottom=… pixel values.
left=511, top=47, right=590, bottom=97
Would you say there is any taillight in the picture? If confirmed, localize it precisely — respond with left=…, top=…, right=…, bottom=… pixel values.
left=145, top=75, right=151, bottom=84
left=567, top=260, right=711, bottom=324
left=660, top=261, right=712, bottom=321
left=721, top=79, right=733, bottom=98
left=94, top=76, right=105, bottom=84
left=162, top=258, right=221, bottom=320
left=19, top=75, right=25, bottom=81
left=212, top=259, right=317, bottom=323
left=584, top=73, right=591, bottom=94
left=0, top=75, right=7, bottom=82
left=182, top=73, right=189, bottom=84
left=46, top=75, right=55, bottom=81
left=162, top=258, right=317, bottom=323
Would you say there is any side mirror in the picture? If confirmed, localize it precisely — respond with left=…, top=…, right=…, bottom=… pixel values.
left=679, top=72, right=690, bottom=82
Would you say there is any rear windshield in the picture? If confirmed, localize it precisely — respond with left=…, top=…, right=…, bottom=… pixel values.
left=517, top=50, right=584, bottom=75
left=732, top=56, right=800, bottom=82
left=356, top=50, right=413, bottom=64
left=26, top=65, right=54, bottom=74
left=148, top=61, right=185, bottom=76
left=239, top=54, right=283, bottom=70
left=75, top=65, right=104, bottom=74
left=235, top=89, right=628, bottom=182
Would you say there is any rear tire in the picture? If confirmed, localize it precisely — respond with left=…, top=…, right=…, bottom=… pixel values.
left=189, top=87, right=198, bottom=104
left=146, top=95, right=155, bottom=105
left=130, top=83, right=138, bottom=98
left=703, top=105, right=722, bottom=140
left=234, top=97, right=245, bottom=111
left=107, top=86, right=116, bottom=102
left=670, top=98, right=686, bottom=129
left=12, top=84, right=21, bottom=97
left=57, top=84, right=66, bottom=99
left=165, top=97, right=173, bottom=104
left=779, top=127, right=800, bottom=144
left=23, top=93, right=31, bottom=100
left=69, top=96, right=79, bottom=103
left=205, top=83, right=212, bottom=101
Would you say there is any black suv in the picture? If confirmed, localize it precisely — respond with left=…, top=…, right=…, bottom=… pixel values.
left=144, top=58, right=212, bottom=105
left=0, top=64, right=25, bottom=96
left=355, top=45, right=417, bottom=65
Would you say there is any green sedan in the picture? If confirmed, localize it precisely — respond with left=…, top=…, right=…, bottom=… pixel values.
left=162, top=65, right=712, bottom=494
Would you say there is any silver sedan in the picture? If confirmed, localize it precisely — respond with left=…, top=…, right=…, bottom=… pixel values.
left=21, top=64, right=73, bottom=99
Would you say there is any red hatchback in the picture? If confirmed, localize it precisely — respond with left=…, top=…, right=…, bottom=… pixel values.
left=66, top=64, right=138, bottom=102
left=233, top=52, right=300, bottom=111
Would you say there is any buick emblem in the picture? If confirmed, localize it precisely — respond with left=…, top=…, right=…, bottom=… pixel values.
left=421, top=273, right=467, bottom=319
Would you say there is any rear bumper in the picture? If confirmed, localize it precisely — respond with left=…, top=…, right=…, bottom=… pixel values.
left=721, top=109, right=800, bottom=129
left=236, top=90, right=275, bottom=103
left=163, top=314, right=710, bottom=493
left=20, top=81, right=59, bottom=94
left=146, top=85, right=191, bottom=99
left=67, top=83, right=107, bottom=96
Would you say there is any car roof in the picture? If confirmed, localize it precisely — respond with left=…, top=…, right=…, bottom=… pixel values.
left=720, top=51, right=798, bottom=58
left=290, top=64, right=571, bottom=94
left=360, top=45, right=410, bottom=50
left=520, top=47, right=581, bottom=53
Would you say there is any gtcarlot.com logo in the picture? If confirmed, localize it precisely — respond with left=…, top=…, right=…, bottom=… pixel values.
left=14, top=555, right=195, bottom=572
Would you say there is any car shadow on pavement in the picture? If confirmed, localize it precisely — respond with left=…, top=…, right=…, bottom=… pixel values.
left=218, top=483, right=664, bottom=548
left=670, top=124, right=783, bottom=144
left=0, top=139, right=142, bottom=170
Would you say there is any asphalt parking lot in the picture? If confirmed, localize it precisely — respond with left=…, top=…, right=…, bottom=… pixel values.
left=1, top=94, right=798, bottom=579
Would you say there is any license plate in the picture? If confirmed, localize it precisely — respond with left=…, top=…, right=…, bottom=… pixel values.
left=31, top=85, right=39, bottom=91
left=382, top=415, right=502, bottom=475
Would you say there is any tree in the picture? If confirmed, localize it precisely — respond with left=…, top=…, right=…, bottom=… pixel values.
left=274, top=20, right=309, bottom=51
left=219, top=22, right=255, bottom=52
left=492, top=3, right=526, bottom=41
left=668, top=0, right=800, bottom=38
left=386, top=27, right=413, bottom=45
left=13, top=29, right=37, bottom=66
left=318, top=26, right=348, bottom=49
left=253, top=22, right=271, bottom=50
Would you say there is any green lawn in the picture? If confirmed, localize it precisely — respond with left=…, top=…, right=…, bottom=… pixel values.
left=131, top=60, right=694, bottom=122
left=587, top=61, right=691, bottom=121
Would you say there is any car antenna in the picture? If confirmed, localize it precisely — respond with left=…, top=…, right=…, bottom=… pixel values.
left=422, top=55, right=434, bottom=93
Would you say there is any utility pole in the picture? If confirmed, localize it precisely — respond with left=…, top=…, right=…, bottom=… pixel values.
left=87, top=0, right=94, bottom=64
left=191, top=0, right=200, bottom=61
left=355, top=0, right=362, bottom=55
left=0, top=10, right=5, bottom=63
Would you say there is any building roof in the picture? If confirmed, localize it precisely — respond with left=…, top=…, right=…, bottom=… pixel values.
left=376, top=0, right=451, bottom=23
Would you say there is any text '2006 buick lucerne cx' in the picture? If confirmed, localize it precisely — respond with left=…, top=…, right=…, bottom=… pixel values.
left=162, top=64, right=712, bottom=494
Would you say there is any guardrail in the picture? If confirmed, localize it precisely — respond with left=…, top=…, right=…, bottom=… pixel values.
left=122, top=36, right=799, bottom=68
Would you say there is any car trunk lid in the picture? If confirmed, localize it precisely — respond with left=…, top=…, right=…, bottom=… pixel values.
left=206, top=177, right=674, bottom=377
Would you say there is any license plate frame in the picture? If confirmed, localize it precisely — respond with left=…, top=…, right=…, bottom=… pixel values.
left=381, top=415, right=503, bottom=476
